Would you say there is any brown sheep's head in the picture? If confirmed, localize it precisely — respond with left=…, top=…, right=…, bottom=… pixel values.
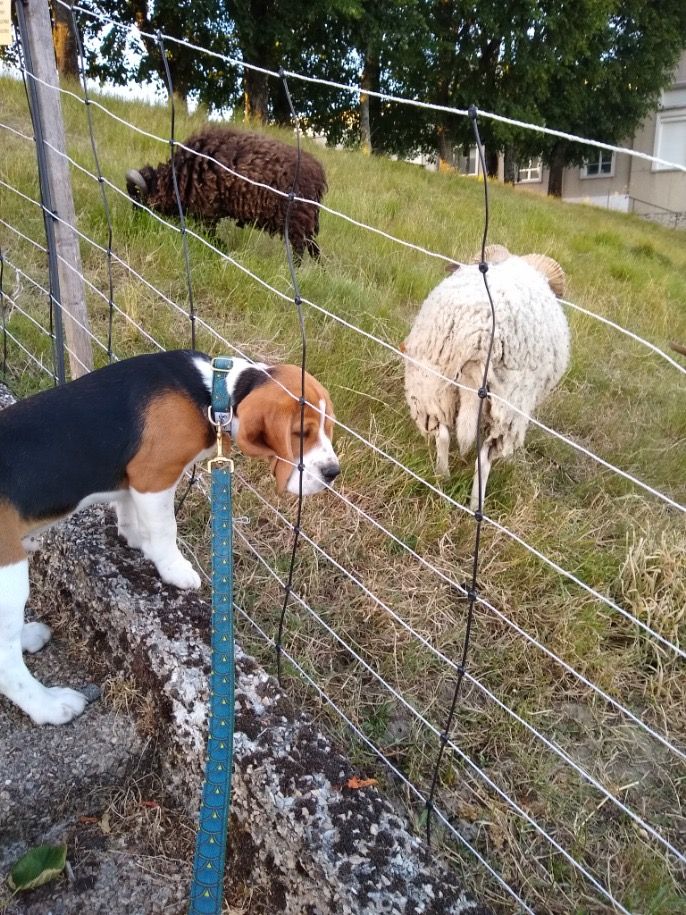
left=125, top=166, right=157, bottom=206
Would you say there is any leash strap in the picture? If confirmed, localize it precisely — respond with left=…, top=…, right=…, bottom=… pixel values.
left=189, top=357, right=234, bottom=915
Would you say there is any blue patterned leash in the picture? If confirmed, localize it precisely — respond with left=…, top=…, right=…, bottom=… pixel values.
left=188, top=357, right=235, bottom=915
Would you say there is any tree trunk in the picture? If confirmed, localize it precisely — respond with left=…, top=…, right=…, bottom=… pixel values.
left=360, top=45, right=380, bottom=155
left=360, top=76, right=372, bottom=156
left=485, top=147, right=499, bottom=178
left=244, top=69, right=269, bottom=125
left=503, top=147, right=516, bottom=184
left=173, top=90, right=189, bottom=116
left=437, top=125, right=456, bottom=170
left=52, top=0, right=79, bottom=79
left=547, top=142, right=567, bottom=196
left=272, top=82, right=292, bottom=126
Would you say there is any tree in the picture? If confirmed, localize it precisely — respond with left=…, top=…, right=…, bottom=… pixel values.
left=51, top=0, right=79, bottom=79
left=531, top=0, right=686, bottom=195
left=79, top=0, right=240, bottom=111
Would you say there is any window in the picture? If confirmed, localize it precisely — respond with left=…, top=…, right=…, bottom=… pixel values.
left=517, top=158, right=542, bottom=182
left=653, top=114, right=686, bottom=170
left=581, top=151, right=614, bottom=178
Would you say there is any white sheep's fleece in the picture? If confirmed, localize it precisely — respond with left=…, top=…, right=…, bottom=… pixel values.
left=404, top=256, right=570, bottom=461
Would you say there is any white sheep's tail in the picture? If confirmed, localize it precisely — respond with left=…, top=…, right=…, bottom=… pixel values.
left=455, top=360, right=483, bottom=456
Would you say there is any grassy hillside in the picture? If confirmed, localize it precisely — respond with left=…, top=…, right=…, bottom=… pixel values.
left=1, top=73, right=685, bottom=914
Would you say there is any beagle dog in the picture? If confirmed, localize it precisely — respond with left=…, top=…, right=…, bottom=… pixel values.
left=0, top=350, right=339, bottom=726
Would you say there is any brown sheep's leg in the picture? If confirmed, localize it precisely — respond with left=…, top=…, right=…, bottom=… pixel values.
left=288, top=238, right=304, bottom=267
left=306, top=237, right=322, bottom=260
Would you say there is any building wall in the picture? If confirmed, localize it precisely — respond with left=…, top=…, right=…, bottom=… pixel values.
left=626, top=53, right=686, bottom=220
left=512, top=50, right=686, bottom=222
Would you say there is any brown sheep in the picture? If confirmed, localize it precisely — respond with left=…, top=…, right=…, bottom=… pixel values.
left=126, top=125, right=327, bottom=259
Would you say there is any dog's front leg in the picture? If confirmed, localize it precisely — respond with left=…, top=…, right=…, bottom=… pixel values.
left=129, top=487, right=201, bottom=590
left=0, top=559, right=87, bottom=725
left=114, top=491, right=143, bottom=549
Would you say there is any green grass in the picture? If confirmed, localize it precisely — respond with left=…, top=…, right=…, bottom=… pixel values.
left=1, top=73, right=685, bottom=914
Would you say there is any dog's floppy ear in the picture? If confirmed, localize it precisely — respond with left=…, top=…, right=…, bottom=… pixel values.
left=235, top=391, right=295, bottom=493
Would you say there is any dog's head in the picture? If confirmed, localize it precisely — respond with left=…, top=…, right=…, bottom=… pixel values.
left=235, top=365, right=339, bottom=495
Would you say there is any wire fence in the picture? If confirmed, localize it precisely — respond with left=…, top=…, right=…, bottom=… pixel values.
left=1, top=8, right=685, bottom=913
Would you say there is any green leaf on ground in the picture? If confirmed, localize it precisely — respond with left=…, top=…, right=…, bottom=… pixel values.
left=8, top=845, right=67, bottom=892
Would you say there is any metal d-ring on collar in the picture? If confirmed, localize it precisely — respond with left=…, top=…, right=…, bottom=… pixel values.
left=207, top=356, right=234, bottom=470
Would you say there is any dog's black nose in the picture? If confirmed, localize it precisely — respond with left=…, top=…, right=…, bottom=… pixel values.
left=321, top=463, right=340, bottom=483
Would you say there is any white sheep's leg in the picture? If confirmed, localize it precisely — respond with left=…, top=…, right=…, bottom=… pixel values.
left=114, top=492, right=143, bottom=550
left=469, top=441, right=493, bottom=512
left=0, top=559, right=86, bottom=725
left=435, top=423, right=451, bottom=478
left=129, top=487, right=200, bottom=590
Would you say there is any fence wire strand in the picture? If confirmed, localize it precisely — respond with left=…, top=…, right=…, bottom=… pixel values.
left=70, top=3, right=115, bottom=362
left=2, top=168, right=683, bottom=667
left=274, top=68, right=307, bottom=686
left=4, top=65, right=685, bottom=381
left=56, top=0, right=686, bottom=174
left=3, top=19, right=686, bottom=911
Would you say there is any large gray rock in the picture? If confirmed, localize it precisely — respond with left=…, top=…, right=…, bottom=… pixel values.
left=1, top=382, right=487, bottom=914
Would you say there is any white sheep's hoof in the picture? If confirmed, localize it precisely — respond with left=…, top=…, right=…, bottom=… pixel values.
left=21, top=622, right=52, bottom=654
left=32, top=687, right=88, bottom=726
left=158, top=557, right=201, bottom=591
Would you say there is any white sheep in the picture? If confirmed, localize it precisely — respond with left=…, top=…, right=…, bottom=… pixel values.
left=403, top=246, right=570, bottom=509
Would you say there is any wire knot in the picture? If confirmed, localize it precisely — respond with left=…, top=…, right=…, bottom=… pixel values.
left=297, top=462, right=305, bottom=472
left=473, top=509, right=483, bottom=522
left=468, top=104, right=478, bottom=121
left=294, top=295, right=302, bottom=307
left=467, top=588, right=478, bottom=603
left=478, top=261, right=488, bottom=274
left=478, top=386, right=488, bottom=399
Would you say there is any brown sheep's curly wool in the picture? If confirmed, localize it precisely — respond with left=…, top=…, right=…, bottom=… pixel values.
left=127, top=126, right=328, bottom=259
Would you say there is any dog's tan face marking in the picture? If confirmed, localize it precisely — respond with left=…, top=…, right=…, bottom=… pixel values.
left=126, top=391, right=215, bottom=492
left=236, top=365, right=337, bottom=494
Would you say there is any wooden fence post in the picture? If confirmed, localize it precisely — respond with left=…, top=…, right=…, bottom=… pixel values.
left=16, top=0, right=93, bottom=379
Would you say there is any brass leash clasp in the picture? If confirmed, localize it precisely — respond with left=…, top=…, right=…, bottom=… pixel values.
left=207, top=404, right=234, bottom=473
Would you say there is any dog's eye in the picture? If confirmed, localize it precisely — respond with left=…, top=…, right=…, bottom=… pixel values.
left=292, top=424, right=316, bottom=439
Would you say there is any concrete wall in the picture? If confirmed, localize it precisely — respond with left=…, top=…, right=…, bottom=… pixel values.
left=0, top=386, right=489, bottom=915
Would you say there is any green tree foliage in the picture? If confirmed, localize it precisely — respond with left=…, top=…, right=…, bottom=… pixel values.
left=376, top=0, right=686, bottom=188
left=78, top=0, right=239, bottom=110
left=75, top=0, right=686, bottom=192
left=526, top=0, right=686, bottom=193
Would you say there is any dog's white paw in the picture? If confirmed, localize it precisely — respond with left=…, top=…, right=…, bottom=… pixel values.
left=21, top=622, right=52, bottom=653
left=32, top=687, right=87, bottom=726
left=159, top=556, right=201, bottom=590
left=21, top=534, right=42, bottom=552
